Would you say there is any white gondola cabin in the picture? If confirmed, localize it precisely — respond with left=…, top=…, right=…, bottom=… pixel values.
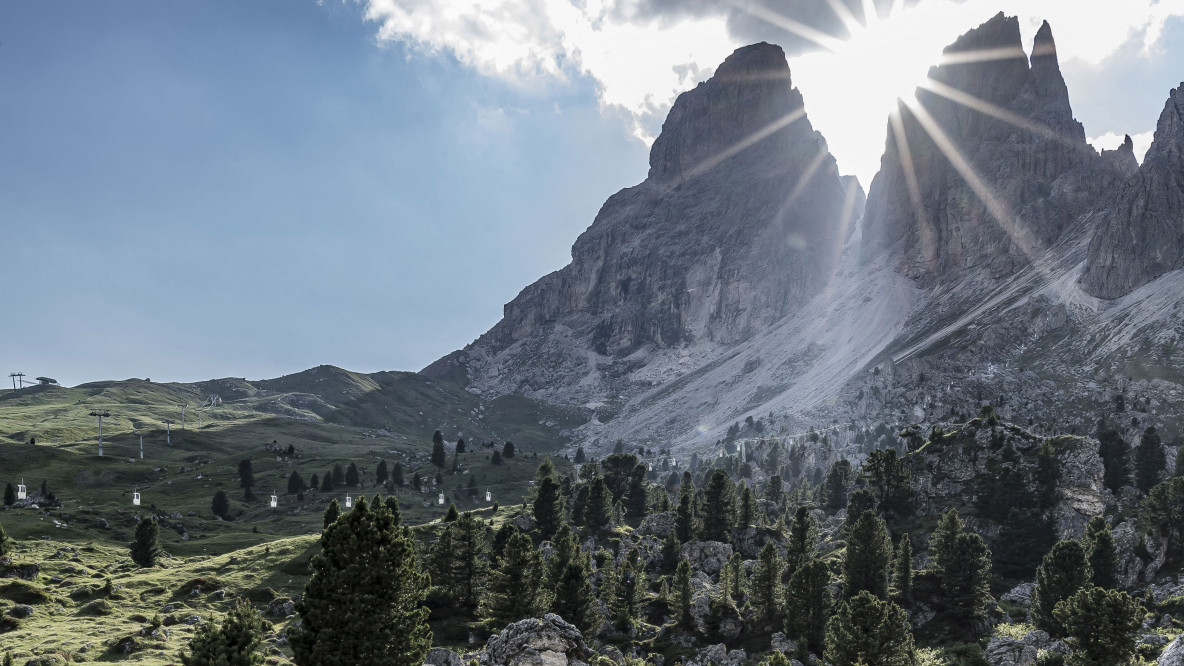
left=345, top=495, right=352, bottom=508
left=485, top=489, right=492, bottom=502
left=132, top=489, right=141, bottom=506
left=270, top=491, right=278, bottom=508
left=438, top=492, right=445, bottom=505
left=16, top=480, right=26, bottom=500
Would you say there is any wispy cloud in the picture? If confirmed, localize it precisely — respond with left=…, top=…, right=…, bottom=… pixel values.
left=361, top=0, right=737, bottom=141
left=1088, top=130, right=1155, bottom=163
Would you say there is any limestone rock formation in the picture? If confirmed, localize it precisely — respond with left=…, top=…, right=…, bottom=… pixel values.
left=861, top=14, right=1118, bottom=284
left=1080, top=84, right=1184, bottom=298
left=427, top=42, right=860, bottom=391
left=483, top=614, right=593, bottom=666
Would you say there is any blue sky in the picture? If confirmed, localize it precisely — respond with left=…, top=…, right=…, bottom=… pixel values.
left=3, top=1, right=1182, bottom=387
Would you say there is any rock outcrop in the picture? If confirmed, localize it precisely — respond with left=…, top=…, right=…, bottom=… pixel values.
left=861, top=14, right=1118, bottom=285
left=1080, top=83, right=1184, bottom=298
left=1161, top=635, right=1184, bottom=666
left=427, top=42, right=861, bottom=394
left=484, top=614, right=593, bottom=666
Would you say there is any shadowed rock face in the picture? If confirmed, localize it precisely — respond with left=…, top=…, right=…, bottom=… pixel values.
left=459, top=42, right=861, bottom=359
left=1080, top=84, right=1184, bottom=299
left=861, top=13, right=1120, bottom=285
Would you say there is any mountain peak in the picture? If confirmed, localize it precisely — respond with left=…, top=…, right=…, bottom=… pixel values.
left=647, top=42, right=811, bottom=184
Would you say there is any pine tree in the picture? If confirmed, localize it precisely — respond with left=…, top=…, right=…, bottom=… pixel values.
left=1082, top=517, right=1117, bottom=589
left=384, top=496, right=401, bottom=525
left=180, top=598, right=264, bottom=665
left=321, top=469, right=335, bottom=493
left=675, top=559, right=694, bottom=629
left=1053, top=587, right=1142, bottom=666
left=212, top=490, right=231, bottom=519
left=533, top=460, right=563, bottom=537
left=611, top=548, right=646, bottom=630
left=1032, top=540, right=1091, bottom=637
left=309, top=473, right=319, bottom=491
left=824, top=591, right=916, bottom=666
left=766, top=474, right=784, bottom=508
left=750, top=541, right=781, bottom=624
left=433, top=430, right=444, bottom=446
left=1097, top=424, right=1129, bottom=494
left=450, top=512, right=488, bottom=612
left=287, top=471, right=305, bottom=494
left=738, top=483, right=756, bottom=529
left=323, top=498, right=341, bottom=528
left=660, top=530, right=682, bottom=574
left=552, top=549, right=597, bottom=633
left=332, top=464, right=345, bottom=488
left=843, top=510, right=893, bottom=600
left=941, top=532, right=993, bottom=633
left=675, top=482, right=697, bottom=543
left=502, top=441, right=515, bottom=459
left=375, top=460, right=389, bottom=486
left=995, top=508, right=1054, bottom=579
left=584, top=476, right=613, bottom=531
left=927, top=508, right=962, bottom=579
left=700, top=470, right=736, bottom=542
left=491, top=450, right=503, bottom=465
left=1142, top=477, right=1184, bottom=554
left=4, top=483, right=15, bottom=506
left=1134, top=426, right=1165, bottom=494
left=891, top=533, right=913, bottom=605
left=760, top=651, right=792, bottom=666
left=823, top=459, right=853, bottom=512
left=456, top=438, right=466, bottom=453
left=785, top=558, right=832, bottom=657
left=291, top=497, right=431, bottom=665
left=345, top=463, right=360, bottom=487
left=238, top=459, right=255, bottom=500
left=574, top=445, right=586, bottom=464
left=785, top=505, right=818, bottom=577
left=432, top=439, right=447, bottom=469
left=481, top=530, right=548, bottom=628
left=625, top=463, right=648, bottom=519
left=130, top=517, right=162, bottom=568
left=444, top=503, right=459, bottom=522
left=391, top=462, right=404, bottom=487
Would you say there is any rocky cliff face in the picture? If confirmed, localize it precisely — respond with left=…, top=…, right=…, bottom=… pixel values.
left=467, top=43, right=858, bottom=359
left=1080, top=84, right=1184, bottom=298
left=861, top=14, right=1119, bottom=285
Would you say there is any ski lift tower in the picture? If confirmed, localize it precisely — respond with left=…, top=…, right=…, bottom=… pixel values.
left=89, top=410, right=111, bottom=456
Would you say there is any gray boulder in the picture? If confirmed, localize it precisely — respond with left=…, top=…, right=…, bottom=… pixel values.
left=680, top=541, right=733, bottom=575
left=425, top=647, right=467, bottom=666
left=1161, top=635, right=1184, bottom=666
left=484, top=614, right=592, bottom=666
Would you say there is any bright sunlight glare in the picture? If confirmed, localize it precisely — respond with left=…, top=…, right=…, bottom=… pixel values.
left=790, top=2, right=997, bottom=189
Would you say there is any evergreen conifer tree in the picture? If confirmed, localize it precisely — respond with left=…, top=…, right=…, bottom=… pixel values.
left=3, top=483, right=14, bottom=506
left=625, top=463, right=648, bottom=519
left=891, top=533, right=913, bottom=605
left=675, top=559, right=694, bottom=629
left=760, top=651, right=792, bottom=666
left=660, top=530, right=681, bottom=574
left=675, top=482, right=698, bottom=543
left=1134, top=426, right=1165, bottom=494
left=345, top=463, right=360, bottom=487
left=1083, top=517, right=1117, bottom=589
left=391, top=462, right=404, bottom=487
left=700, top=470, right=736, bottom=542
left=332, top=464, right=345, bottom=488
left=321, top=469, right=335, bottom=492
left=431, top=439, right=447, bottom=469
left=1053, top=586, right=1142, bottom=666
left=941, top=532, right=993, bottom=633
left=927, top=508, right=962, bottom=579
left=309, top=473, right=319, bottom=491
left=375, top=460, right=388, bottom=486
left=824, top=591, right=915, bottom=666
left=384, top=496, right=401, bottom=525
left=456, top=438, right=466, bottom=453
left=533, top=460, right=563, bottom=537
left=480, top=530, right=548, bottom=628
left=785, top=558, right=832, bottom=657
left=444, top=503, right=459, bottom=522
left=995, top=508, right=1054, bottom=579
left=212, top=490, right=231, bottom=519
left=823, top=459, right=853, bottom=511
left=502, top=441, right=515, bottom=458
left=552, top=548, right=597, bottom=633
left=785, top=505, right=818, bottom=577
left=611, top=548, right=646, bottom=630
left=1097, top=424, right=1129, bottom=494
left=180, top=598, right=264, bottom=666
left=574, top=445, right=586, bottom=463
left=291, top=497, right=431, bottom=665
left=1032, top=540, right=1091, bottom=636
left=843, top=510, right=893, bottom=600
left=750, top=541, right=781, bottom=624
left=323, top=498, right=341, bottom=528
left=738, top=483, right=756, bottom=529
left=130, top=517, right=162, bottom=567
left=287, top=471, right=305, bottom=495
left=584, top=476, right=614, bottom=531
left=238, top=459, right=255, bottom=500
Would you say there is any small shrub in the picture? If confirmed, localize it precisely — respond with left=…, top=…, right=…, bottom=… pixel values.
left=78, top=599, right=112, bottom=616
left=995, top=622, right=1036, bottom=640
left=0, top=581, right=51, bottom=605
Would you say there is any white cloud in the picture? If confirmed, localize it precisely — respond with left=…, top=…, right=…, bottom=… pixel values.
left=362, top=0, right=737, bottom=141
left=1089, top=130, right=1155, bottom=163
